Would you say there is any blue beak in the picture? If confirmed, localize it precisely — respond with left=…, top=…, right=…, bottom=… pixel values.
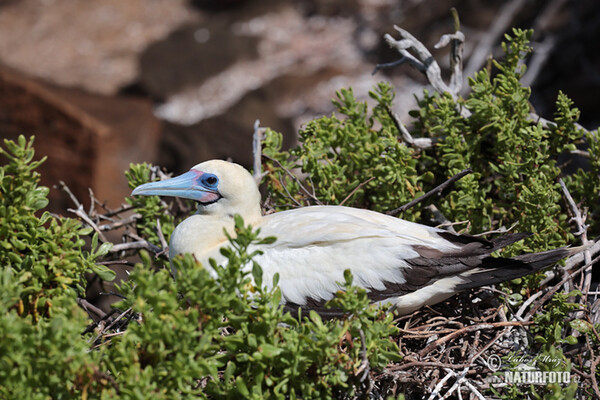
left=131, top=170, right=221, bottom=204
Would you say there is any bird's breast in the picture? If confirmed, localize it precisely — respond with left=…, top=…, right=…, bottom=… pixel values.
left=169, top=214, right=234, bottom=270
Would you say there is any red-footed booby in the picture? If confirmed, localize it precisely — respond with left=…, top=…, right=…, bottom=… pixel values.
left=132, top=160, right=577, bottom=316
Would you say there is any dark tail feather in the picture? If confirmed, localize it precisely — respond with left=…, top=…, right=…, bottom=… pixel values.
left=489, top=232, right=532, bottom=252
left=454, top=246, right=582, bottom=291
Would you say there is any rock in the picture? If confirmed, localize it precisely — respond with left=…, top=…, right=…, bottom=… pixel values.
left=0, top=65, right=161, bottom=212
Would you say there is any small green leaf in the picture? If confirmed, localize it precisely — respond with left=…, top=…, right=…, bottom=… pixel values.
left=90, top=264, right=116, bottom=281
left=258, top=343, right=284, bottom=358
left=95, top=242, right=113, bottom=258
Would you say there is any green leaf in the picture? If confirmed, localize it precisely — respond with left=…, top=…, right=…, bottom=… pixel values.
left=95, top=242, right=113, bottom=258
left=90, top=263, right=116, bottom=281
left=258, top=343, right=284, bottom=358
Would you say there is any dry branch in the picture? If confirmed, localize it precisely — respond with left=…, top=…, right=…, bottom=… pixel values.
left=387, top=168, right=472, bottom=216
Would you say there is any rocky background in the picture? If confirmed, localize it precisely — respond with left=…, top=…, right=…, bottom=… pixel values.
left=0, top=0, right=598, bottom=213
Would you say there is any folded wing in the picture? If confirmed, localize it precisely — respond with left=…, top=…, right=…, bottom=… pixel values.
left=251, top=205, right=562, bottom=316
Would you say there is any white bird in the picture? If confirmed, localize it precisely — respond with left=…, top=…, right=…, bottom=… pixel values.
left=132, top=160, right=576, bottom=316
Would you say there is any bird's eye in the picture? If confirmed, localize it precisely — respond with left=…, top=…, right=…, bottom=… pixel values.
left=202, top=174, right=218, bottom=188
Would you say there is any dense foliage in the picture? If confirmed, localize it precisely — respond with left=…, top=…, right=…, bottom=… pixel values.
left=1, top=28, right=599, bottom=399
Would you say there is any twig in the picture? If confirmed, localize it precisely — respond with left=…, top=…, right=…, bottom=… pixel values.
left=77, top=298, right=106, bottom=319
left=525, top=255, right=599, bottom=321
left=559, top=178, right=592, bottom=295
left=418, top=321, right=533, bottom=357
left=426, top=205, right=457, bottom=233
left=585, top=334, right=600, bottom=399
left=461, top=375, right=487, bottom=400
left=355, top=328, right=371, bottom=384
left=564, top=240, right=600, bottom=271
left=264, top=154, right=324, bottom=206
left=96, top=260, right=135, bottom=267
left=388, top=361, right=471, bottom=371
left=252, top=119, right=267, bottom=185
left=102, top=204, right=135, bottom=218
left=467, top=328, right=509, bottom=367
left=440, top=367, right=480, bottom=400
left=276, top=172, right=303, bottom=207
left=435, top=8, right=464, bottom=95
left=426, top=368, right=458, bottom=400
left=57, top=180, right=82, bottom=208
left=88, top=188, right=96, bottom=218
left=155, top=218, right=169, bottom=257
left=376, top=25, right=463, bottom=101
left=462, top=0, right=528, bottom=89
left=434, top=220, right=469, bottom=231
left=339, top=177, right=375, bottom=206
left=515, top=289, right=545, bottom=319
left=472, top=221, right=518, bottom=237
left=110, top=240, right=162, bottom=254
left=68, top=205, right=108, bottom=243
left=385, top=105, right=435, bottom=150
left=99, top=213, right=141, bottom=231
left=570, top=149, right=591, bottom=158
left=387, top=168, right=472, bottom=216
left=521, top=36, right=557, bottom=87
left=90, top=307, right=134, bottom=345
left=528, top=112, right=590, bottom=135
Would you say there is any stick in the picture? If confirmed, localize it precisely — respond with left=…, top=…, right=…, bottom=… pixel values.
left=374, top=12, right=466, bottom=111
left=57, top=180, right=82, bottom=208
left=387, top=168, right=472, bottom=216
left=559, top=178, right=592, bottom=294
left=263, top=154, right=324, bottom=206
left=110, top=240, right=162, bottom=254
left=99, top=213, right=141, bottom=231
left=355, top=328, right=371, bottom=384
left=462, top=0, right=528, bottom=87
left=68, top=205, right=108, bottom=243
left=77, top=298, right=106, bottom=319
left=418, top=321, right=533, bottom=357
left=155, top=218, right=169, bottom=257
left=339, top=177, right=375, bottom=206
left=252, top=119, right=266, bottom=185
left=385, top=105, right=435, bottom=150
left=525, top=255, right=599, bottom=321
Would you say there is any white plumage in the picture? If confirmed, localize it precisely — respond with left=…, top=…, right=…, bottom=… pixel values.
left=132, top=160, right=574, bottom=315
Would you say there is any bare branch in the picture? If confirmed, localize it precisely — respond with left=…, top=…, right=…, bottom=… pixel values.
left=375, top=14, right=465, bottom=104
left=385, top=105, right=435, bottom=150
left=68, top=205, right=108, bottom=243
left=378, top=26, right=450, bottom=97
left=462, top=0, right=528, bottom=87
left=339, top=177, right=375, bottom=207
left=387, top=168, right=472, bottom=216
left=559, top=178, right=593, bottom=294
left=98, top=213, right=141, bottom=231
left=110, top=240, right=162, bottom=254
left=57, top=180, right=83, bottom=208
left=88, top=188, right=97, bottom=218
left=155, top=218, right=169, bottom=257
left=77, top=298, right=106, bottom=320
left=528, top=112, right=591, bottom=135
left=263, top=154, right=324, bottom=206
left=418, top=321, right=534, bottom=358
left=525, top=254, right=599, bottom=321
left=252, top=119, right=267, bottom=185
left=355, top=328, right=370, bottom=383
left=521, top=36, right=557, bottom=87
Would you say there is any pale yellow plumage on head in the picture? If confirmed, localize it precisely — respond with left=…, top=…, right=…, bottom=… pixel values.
left=132, top=160, right=576, bottom=316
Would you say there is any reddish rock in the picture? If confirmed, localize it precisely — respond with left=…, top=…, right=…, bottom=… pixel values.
left=0, top=65, right=161, bottom=213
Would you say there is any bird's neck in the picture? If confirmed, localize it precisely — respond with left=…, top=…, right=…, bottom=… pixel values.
left=169, top=210, right=262, bottom=269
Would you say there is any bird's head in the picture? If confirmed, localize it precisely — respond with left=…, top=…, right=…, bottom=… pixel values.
left=131, top=160, right=262, bottom=220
